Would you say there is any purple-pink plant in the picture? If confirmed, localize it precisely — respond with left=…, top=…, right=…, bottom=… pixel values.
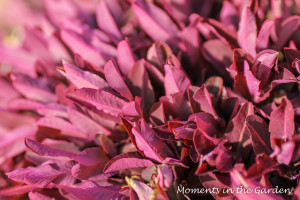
left=0, top=0, right=300, bottom=199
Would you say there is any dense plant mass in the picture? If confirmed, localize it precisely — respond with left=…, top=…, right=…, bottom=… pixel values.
left=0, top=0, right=300, bottom=199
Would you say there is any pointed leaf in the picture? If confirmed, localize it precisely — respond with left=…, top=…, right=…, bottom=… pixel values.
left=37, top=103, right=68, bottom=118
left=253, top=50, right=278, bottom=83
left=225, top=102, right=254, bottom=160
left=269, top=97, right=294, bottom=140
left=61, top=29, right=107, bottom=67
left=202, top=40, right=233, bottom=83
left=131, top=119, right=174, bottom=162
left=233, top=49, right=261, bottom=102
left=220, top=1, right=238, bottom=30
left=256, top=19, right=274, bottom=51
left=193, top=85, right=217, bottom=116
left=96, top=1, right=122, bottom=41
left=284, top=48, right=300, bottom=68
left=73, top=147, right=108, bottom=166
left=71, top=163, right=115, bottom=181
left=273, top=16, right=300, bottom=51
left=0, top=185, right=37, bottom=197
left=160, top=92, right=192, bottom=120
left=0, top=126, right=37, bottom=164
left=68, top=103, right=112, bottom=137
left=104, top=59, right=133, bottom=100
left=25, top=138, right=76, bottom=159
left=61, top=181, right=124, bottom=200
left=0, top=46, right=37, bottom=77
left=128, top=60, right=155, bottom=112
left=117, top=39, right=136, bottom=75
left=75, top=88, right=127, bottom=116
left=193, top=129, right=217, bottom=156
left=237, top=7, right=257, bottom=57
left=61, top=61, right=109, bottom=89
left=132, top=1, right=180, bottom=43
left=164, top=64, right=191, bottom=96
left=11, top=74, right=57, bottom=103
left=8, top=161, right=76, bottom=188
left=206, top=18, right=239, bottom=47
left=246, top=115, right=272, bottom=155
left=37, top=116, right=85, bottom=138
left=104, top=152, right=154, bottom=173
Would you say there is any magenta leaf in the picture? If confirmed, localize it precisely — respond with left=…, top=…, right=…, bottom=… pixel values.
left=0, top=126, right=37, bottom=164
left=71, top=147, right=112, bottom=181
left=202, top=39, right=233, bottom=82
left=75, top=88, right=127, bottom=117
left=117, top=39, right=136, bottom=75
left=232, top=49, right=261, bottom=102
left=0, top=78, right=20, bottom=107
left=0, top=185, right=38, bottom=197
left=147, top=42, right=173, bottom=71
left=145, top=61, right=165, bottom=86
left=149, top=102, right=166, bottom=126
left=273, top=16, right=300, bottom=51
left=73, top=147, right=108, bottom=166
left=284, top=48, right=300, bottom=69
left=193, top=129, right=217, bottom=156
left=29, top=191, right=58, bottom=200
left=11, top=74, right=57, bottom=103
left=230, top=169, right=284, bottom=200
left=160, top=92, right=192, bottom=120
left=256, top=19, right=274, bottom=51
left=277, top=142, right=295, bottom=165
left=220, top=1, right=238, bottom=30
left=104, top=59, right=133, bottom=100
left=252, top=50, right=278, bottom=89
left=225, top=102, right=254, bottom=160
left=238, top=7, right=257, bottom=57
left=245, top=115, right=272, bottom=155
left=37, top=116, right=85, bottom=138
left=193, top=85, right=217, bottom=116
left=96, top=1, right=122, bottom=41
left=37, top=103, right=68, bottom=118
left=131, top=119, right=174, bottom=162
left=104, top=152, right=154, bottom=173
left=188, top=86, right=201, bottom=113
left=164, top=64, right=191, bottom=96
left=22, top=28, right=54, bottom=67
left=205, top=76, right=224, bottom=105
left=206, top=18, right=239, bottom=47
left=71, top=163, right=115, bottom=181
left=97, top=134, right=117, bottom=158
left=0, top=46, right=37, bottom=77
left=61, top=29, right=107, bottom=67
left=61, top=181, right=124, bottom=200
left=193, top=112, right=225, bottom=138
left=122, top=99, right=143, bottom=121
left=269, top=97, right=295, bottom=140
left=25, top=138, right=76, bottom=159
left=7, top=161, right=76, bottom=188
left=128, top=60, right=155, bottom=112
left=67, top=103, right=112, bottom=137
left=132, top=1, right=180, bottom=43
left=60, top=61, right=109, bottom=89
